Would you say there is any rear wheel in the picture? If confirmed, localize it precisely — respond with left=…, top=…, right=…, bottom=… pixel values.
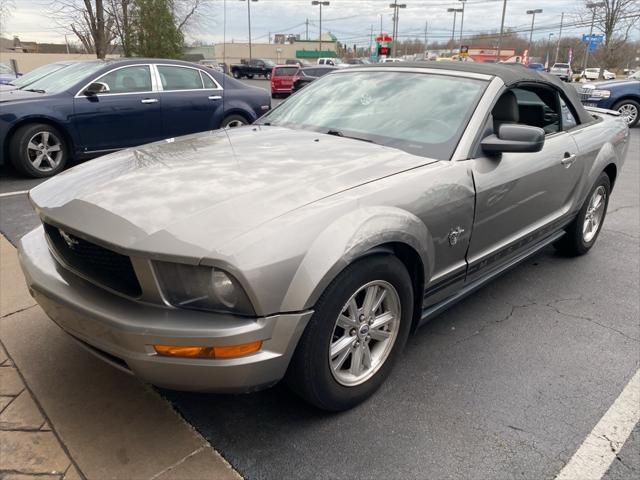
left=232, top=70, right=241, bottom=79
left=555, top=172, right=611, bottom=256
left=9, top=123, right=68, bottom=178
left=613, top=99, right=639, bottom=127
left=221, top=114, right=249, bottom=128
left=286, top=255, right=413, bottom=411
left=265, top=72, right=271, bottom=80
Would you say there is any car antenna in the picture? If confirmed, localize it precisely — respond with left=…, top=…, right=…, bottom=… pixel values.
left=222, top=0, right=226, bottom=117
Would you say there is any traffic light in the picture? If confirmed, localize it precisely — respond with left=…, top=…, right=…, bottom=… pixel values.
left=378, top=45, right=390, bottom=56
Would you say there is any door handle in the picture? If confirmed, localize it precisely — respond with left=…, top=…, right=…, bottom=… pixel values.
left=208, top=95, right=222, bottom=100
left=561, top=153, right=577, bottom=168
left=140, top=98, right=158, bottom=104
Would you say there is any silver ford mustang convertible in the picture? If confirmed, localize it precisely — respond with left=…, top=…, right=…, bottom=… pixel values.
left=19, top=63, right=629, bottom=410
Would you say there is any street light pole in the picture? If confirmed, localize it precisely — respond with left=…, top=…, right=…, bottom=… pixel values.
left=546, top=33, right=554, bottom=68
left=555, top=11, right=564, bottom=64
left=389, top=3, right=406, bottom=58
left=312, top=1, right=330, bottom=54
left=447, top=7, right=462, bottom=56
left=458, top=0, right=466, bottom=53
left=496, top=0, right=508, bottom=61
left=526, top=8, right=542, bottom=56
left=583, top=2, right=604, bottom=72
left=240, top=0, right=258, bottom=62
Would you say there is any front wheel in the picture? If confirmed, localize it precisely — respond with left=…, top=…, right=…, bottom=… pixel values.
left=265, top=72, right=271, bottom=80
left=9, top=123, right=68, bottom=178
left=232, top=70, right=241, bottom=79
left=286, top=255, right=413, bottom=411
left=555, top=172, right=611, bottom=256
left=613, top=99, right=639, bottom=127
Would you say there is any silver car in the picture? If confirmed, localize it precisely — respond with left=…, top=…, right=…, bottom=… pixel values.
left=549, top=62, right=573, bottom=82
left=19, top=63, right=629, bottom=411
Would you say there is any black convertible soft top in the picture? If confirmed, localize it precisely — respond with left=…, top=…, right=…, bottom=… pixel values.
left=367, top=61, right=593, bottom=125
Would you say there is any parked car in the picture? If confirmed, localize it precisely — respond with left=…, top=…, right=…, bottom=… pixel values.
left=527, top=63, right=545, bottom=72
left=18, top=62, right=628, bottom=411
left=231, top=59, right=275, bottom=79
left=579, top=76, right=640, bottom=127
left=0, top=63, right=19, bottom=85
left=0, top=61, right=76, bottom=92
left=0, top=59, right=271, bottom=177
left=344, top=58, right=371, bottom=65
left=580, top=68, right=616, bottom=81
left=549, top=63, right=573, bottom=82
left=270, top=65, right=299, bottom=97
left=317, top=58, right=348, bottom=68
left=285, top=59, right=311, bottom=67
left=199, top=59, right=224, bottom=74
left=291, top=66, right=337, bottom=93
left=380, top=57, right=405, bottom=63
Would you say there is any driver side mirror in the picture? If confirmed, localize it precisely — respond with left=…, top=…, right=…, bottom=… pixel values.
left=481, top=124, right=545, bottom=154
left=84, top=82, right=110, bottom=96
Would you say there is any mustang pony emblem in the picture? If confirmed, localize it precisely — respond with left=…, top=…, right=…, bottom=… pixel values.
left=58, top=229, right=79, bottom=249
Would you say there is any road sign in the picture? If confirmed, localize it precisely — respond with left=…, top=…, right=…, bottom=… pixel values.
left=582, top=34, right=604, bottom=44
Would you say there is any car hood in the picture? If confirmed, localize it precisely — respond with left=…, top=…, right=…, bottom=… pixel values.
left=30, top=126, right=435, bottom=263
left=0, top=88, right=47, bottom=103
left=585, top=79, right=639, bottom=89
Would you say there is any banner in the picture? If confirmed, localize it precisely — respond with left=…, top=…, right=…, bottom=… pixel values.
left=568, top=47, right=573, bottom=65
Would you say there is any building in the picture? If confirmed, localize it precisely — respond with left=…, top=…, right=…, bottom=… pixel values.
left=468, top=46, right=517, bottom=63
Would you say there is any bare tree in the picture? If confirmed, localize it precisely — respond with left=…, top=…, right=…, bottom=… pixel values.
left=106, top=0, right=135, bottom=56
left=0, top=0, right=15, bottom=36
left=580, top=0, right=640, bottom=76
left=169, top=0, right=205, bottom=33
left=51, top=0, right=116, bottom=58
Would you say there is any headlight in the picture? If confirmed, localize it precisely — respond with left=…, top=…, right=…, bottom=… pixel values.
left=589, top=89, right=611, bottom=98
left=154, top=262, right=255, bottom=316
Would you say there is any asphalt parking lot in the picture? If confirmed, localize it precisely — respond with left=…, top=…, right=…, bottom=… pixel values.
left=0, top=79, right=638, bottom=480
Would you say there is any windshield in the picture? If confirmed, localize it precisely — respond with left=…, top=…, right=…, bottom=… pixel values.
left=553, top=64, right=569, bottom=69
left=24, top=61, right=105, bottom=93
left=259, top=70, right=487, bottom=159
left=11, top=62, right=72, bottom=87
left=263, top=59, right=275, bottom=67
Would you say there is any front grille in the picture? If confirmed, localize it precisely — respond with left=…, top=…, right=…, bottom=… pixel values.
left=44, top=223, right=142, bottom=297
left=579, top=88, right=593, bottom=101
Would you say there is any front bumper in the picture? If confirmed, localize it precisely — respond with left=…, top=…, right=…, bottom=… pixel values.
left=18, top=226, right=312, bottom=393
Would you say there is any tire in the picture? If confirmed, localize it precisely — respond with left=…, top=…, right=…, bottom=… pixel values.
left=286, top=255, right=413, bottom=411
left=555, top=172, right=611, bottom=256
left=265, top=72, right=271, bottom=80
left=9, top=123, right=68, bottom=178
left=271, top=92, right=279, bottom=99
left=613, top=99, right=639, bottom=128
left=221, top=114, right=249, bottom=128
left=232, top=70, right=241, bottom=79
left=246, top=74, right=254, bottom=79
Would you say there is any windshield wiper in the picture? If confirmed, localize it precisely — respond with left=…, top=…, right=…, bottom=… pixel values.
left=23, top=88, right=46, bottom=93
left=325, top=129, right=373, bottom=143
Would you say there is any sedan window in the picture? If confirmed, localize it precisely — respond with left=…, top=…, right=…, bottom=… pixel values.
left=260, top=71, right=487, bottom=159
left=91, top=65, right=152, bottom=94
left=200, top=71, right=218, bottom=89
left=157, top=66, right=203, bottom=90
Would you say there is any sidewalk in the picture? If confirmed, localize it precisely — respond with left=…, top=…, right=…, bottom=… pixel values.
left=0, top=235, right=241, bottom=480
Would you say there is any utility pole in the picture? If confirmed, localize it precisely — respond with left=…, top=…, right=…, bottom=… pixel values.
left=583, top=2, right=604, bottom=72
left=389, top=3, right=407, bottom=58
left=496, top=0, right=507, bottom=62
left=369, top=25, right=374, bottom=59
left=526, top=9, right=542, bottom=57
left=305, top=18, right=309, bottom=40
left=546, top=33, right=554, bottom=68
left=458, top=0, right=466, bottom=54
left=424, top=20, right=428, bottom=56
left=555, top=11, right=564, bottom=64
left=312, top=1, right=330, bottom=54
left=447, top=7, right=462, bottom=56
left=380, top=14, right=383, bottom=35
left=240, top=0, right=258, bottom=62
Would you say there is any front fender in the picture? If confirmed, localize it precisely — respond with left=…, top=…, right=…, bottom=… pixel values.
left=280, top=206, right=433, bottom=312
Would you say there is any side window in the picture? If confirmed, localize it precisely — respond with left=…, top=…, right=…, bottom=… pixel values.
left=157, top=66, right=203, bottom=91
left=92, top=65, right=152, bottom=94
left=318, top=59, right=325, bottom=65
left=200, top=71, right=217, bottom=89
left=560, top=97, right=578, bottom=130
left=512, top=87, right=561, bottom=135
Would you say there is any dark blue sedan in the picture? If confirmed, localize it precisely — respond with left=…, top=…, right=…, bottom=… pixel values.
left=579, top=72, right=640, bottom=127
left=0, top=59, right=271, bottom=177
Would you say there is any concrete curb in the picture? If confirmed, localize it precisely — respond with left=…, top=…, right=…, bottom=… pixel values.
left=0, top=235, right=241, bottom=480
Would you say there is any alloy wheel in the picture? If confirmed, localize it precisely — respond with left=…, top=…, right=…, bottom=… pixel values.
left=225, top=119, right=246, bottom=128
left=617, top=103, right=638, bottom=126
left=329, top=280, right=401, bottom=387
left=583, top=185, right=606, bottom=243
left=26, top=131, right=63, bottom=173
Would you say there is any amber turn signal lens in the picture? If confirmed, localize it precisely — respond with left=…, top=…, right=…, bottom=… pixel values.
left=154, top=341, right=262, bottom=359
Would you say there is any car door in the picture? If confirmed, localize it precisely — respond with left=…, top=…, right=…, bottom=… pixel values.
left=155, top=64, right=225, bottom=138
left=466, top=85, right=584, bottom=283
left=73, top=64, right=162, bottom=153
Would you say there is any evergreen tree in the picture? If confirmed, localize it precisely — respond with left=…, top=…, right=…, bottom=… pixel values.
left=134, top=0, right=183, bottom=58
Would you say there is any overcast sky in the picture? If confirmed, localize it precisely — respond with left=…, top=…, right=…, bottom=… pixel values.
left=2, top=0, right=636, bottom=47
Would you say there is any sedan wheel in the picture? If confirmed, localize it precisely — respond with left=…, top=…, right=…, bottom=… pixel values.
left=221, top=115, right=249, bottom=128
left=329, top=281, right=401, bottom=387
left=286, top=255, right=413, bottom=411
left=614, top=100, right=639, bottom=127
left=582, top=186, right=606, bottom=243
left=9, top=123, right=68, bottom=178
